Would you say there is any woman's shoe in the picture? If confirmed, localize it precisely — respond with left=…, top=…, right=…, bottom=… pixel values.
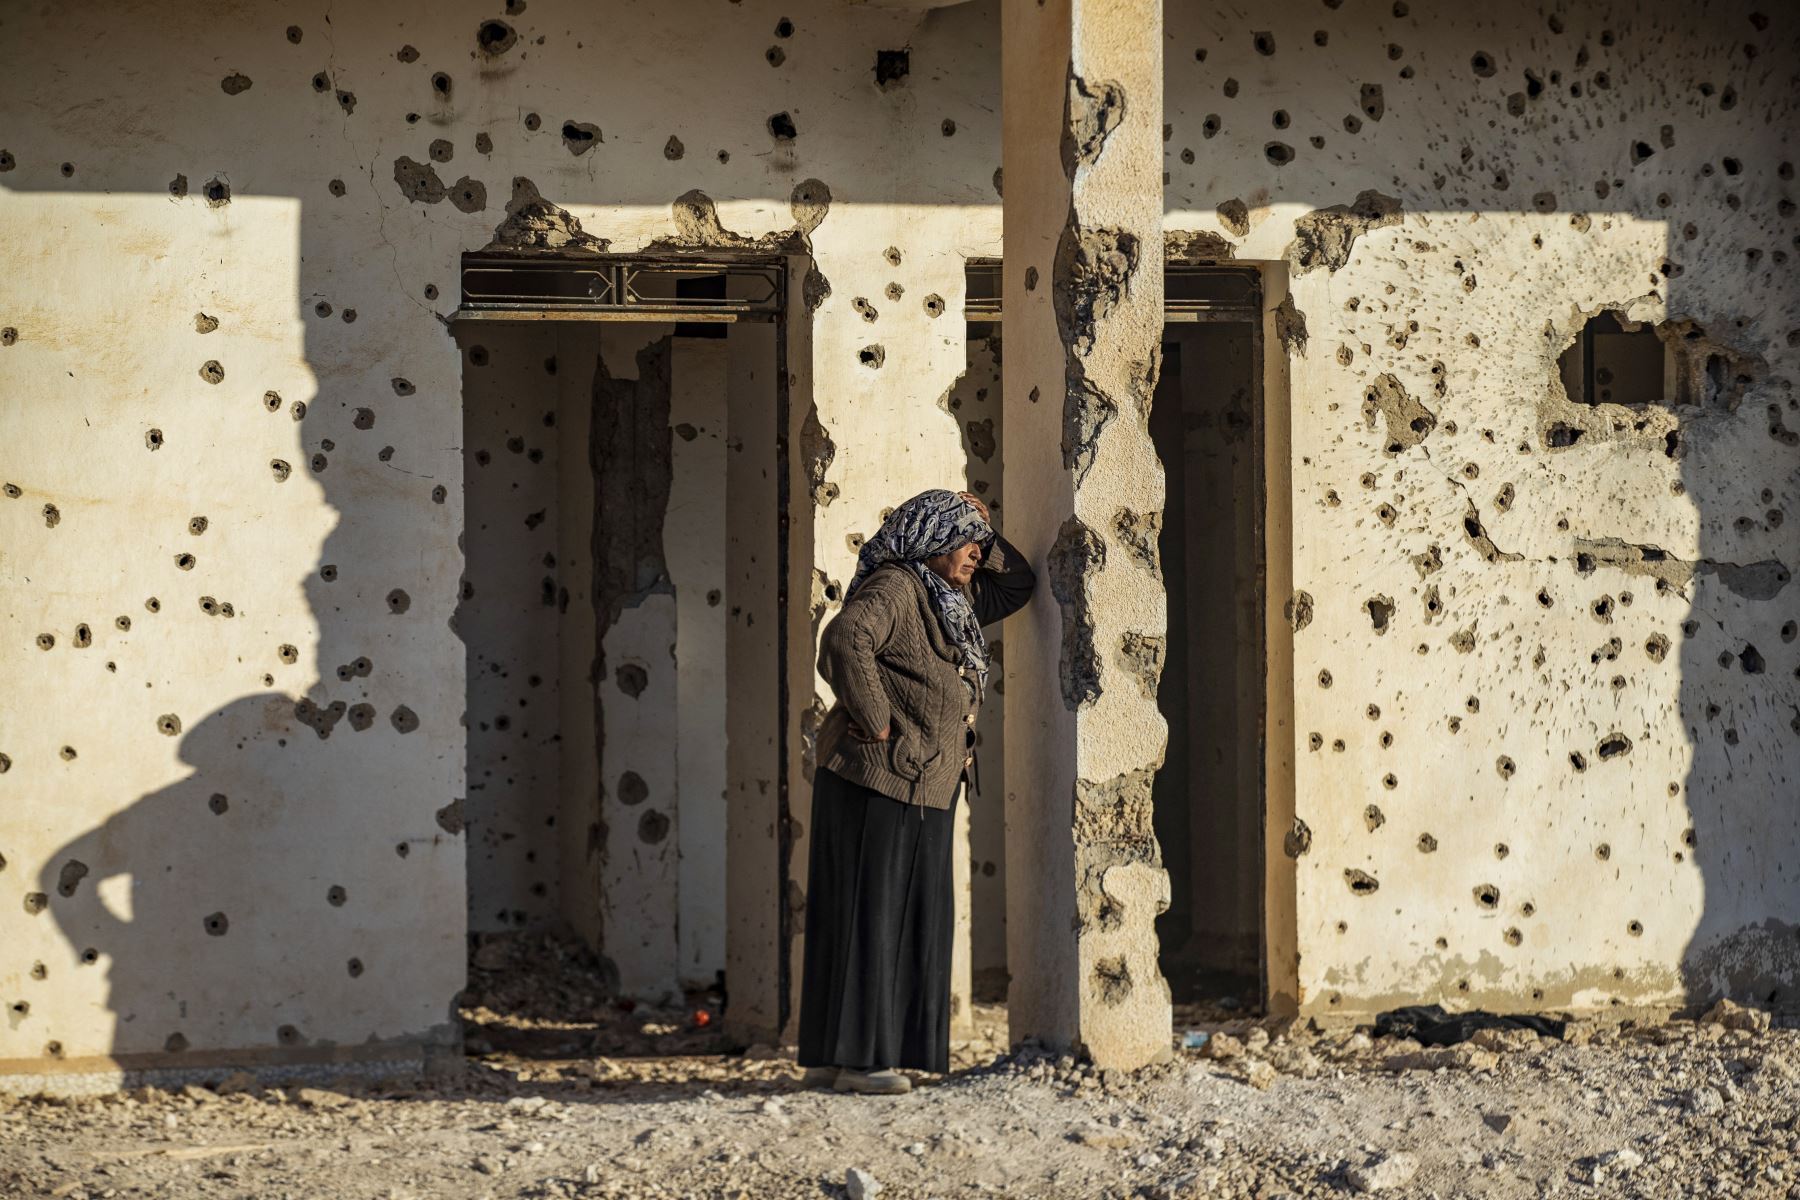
left=801, top=1066, right=839, bottom=1088
left=833, top=1069, right=911, bottom=1095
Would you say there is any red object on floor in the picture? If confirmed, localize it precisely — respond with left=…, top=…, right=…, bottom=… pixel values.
left=692, top=1009, right=712, bottom=1028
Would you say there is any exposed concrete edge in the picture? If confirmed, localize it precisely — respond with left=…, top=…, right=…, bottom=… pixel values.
left=0, top=1032, right=460, bottom=1097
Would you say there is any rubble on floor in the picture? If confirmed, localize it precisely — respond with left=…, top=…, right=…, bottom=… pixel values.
left=4, top=936, right=1797, bottom=1199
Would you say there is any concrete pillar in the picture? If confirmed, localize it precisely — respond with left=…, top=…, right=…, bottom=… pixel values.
left=1001, top=0, right=1171, bottom=1068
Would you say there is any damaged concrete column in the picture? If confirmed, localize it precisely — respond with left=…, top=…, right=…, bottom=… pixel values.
left=1001, top=0, right=1170, bottom=1068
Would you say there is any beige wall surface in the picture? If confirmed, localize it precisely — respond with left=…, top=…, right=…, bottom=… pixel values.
left=1157, top=1, right=1797, bottom=1015
left=0, top=0, right=1795, bottom=1082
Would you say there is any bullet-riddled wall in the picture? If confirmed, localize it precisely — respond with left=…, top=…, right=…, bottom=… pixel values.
left=0, top=0, right=1796, bottom=1087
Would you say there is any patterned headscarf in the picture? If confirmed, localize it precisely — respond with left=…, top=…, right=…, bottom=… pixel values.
left=845, top=489, right=995, bottom=701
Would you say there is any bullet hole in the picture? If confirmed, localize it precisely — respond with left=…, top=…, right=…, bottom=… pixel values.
left=1537, top=588, right=1554, bottom=608
left=1496, top=756, right=1515, bottom=780
left=852, top=297, right=879, bottom=323
left=1503, top=927, right=1523, bottom=947
left=768, top=112, right=797, bottom=141
left=1264, top=142, right=1295, bottom=166
left=201, top=176, right=232, bottom=207
left=1344, top=869, right=1380, bottom=895
left=638, top=809, right=671, bottom=843
left=379, top=588, right=411, bottom=616
left=0, top=151, right=13, bottom=172
left=325, top=884, right=348, bottom=907
left=432, top=485, right=448, bottom=504
left=1359, top=84, right=1384, bottom=121
left=24, top=892, right=48, bottom=914
left=40, top=502, right=62, bottom=529
left=1366, top=704, right=1381, bottom=721
left=1, top=482, right=17, bottom=497
left=615, top=663, right=649, bottom=697
left=60, top=162, right=74, bottom=178
left=72, top=624, right=91, bottom=648
left=1473, top=884, right=1499, bottom=909
left=775, top=16, right=795, bottom=36
left=1782, top=621, right=1796, bottom=644
left=1382, top=773, right=1398, bottom=790
left=874, top=48, right=909, bottom=88
left=469, top=345, right=490, bottom=367
left=523, top=112, right=542, bottom=132
left=197, top=358, right=226, bottom=385
left=35, top=632, right=56, bottom=651
left=1365, top=595, right=1395, bottom=634
left=1252, top=30, right=1275, bottom=55
left=1202, top=114, right=1221, bottom=138
left=203, top=911, right=229, bottom=936
left=1363, top=805, right=1385, bottom=832
left=858, top=344, right=886, bottom=369
left=1570, top=751, right=1589, bottom=772
left=221, top=72, right=253, bottom=95
left=615, top=770, right=651, bottom=807
left=1317, top=669, right=1332, bottom=688
left=114, top=615, right=130, bottom=632
left=277, top=1025, right=303, bottom=1046
left=660, top=134, right=685, bottom=162
left=765, top=46, right=786, bottom=67
left=1271, top=110, right=1290, bottom=130
left=1597, top=732, right=1632, bottom=760
left=59, top=747, right=76, bottom=761
left=54, top=859, right=89, bottom=898
left=941, top=119, right=957, bottom=137
left=431, top=72, right=452, bottom=99
left=476, top=19, right=517, bottom=55
left=1471, top=51, right=1496, bottom=77
left=391, top=705, right=420, bottom=734
left=1591, top=595, right=1614, bottom=623
left=1375, top=503, right=1396, bottom=526
left=1417, top=833, right=1438, bottom=853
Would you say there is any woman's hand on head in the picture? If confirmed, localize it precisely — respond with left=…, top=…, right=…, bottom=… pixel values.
left=957, top=491, right=990, bottom=524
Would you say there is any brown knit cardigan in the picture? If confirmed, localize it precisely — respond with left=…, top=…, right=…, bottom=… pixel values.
left=815, top=534, right=1036, bottom=809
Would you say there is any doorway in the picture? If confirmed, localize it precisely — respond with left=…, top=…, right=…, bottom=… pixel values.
left=453, top=254, right=798, bottom=1057
left=1148, top=266, right=1268, bottom=1009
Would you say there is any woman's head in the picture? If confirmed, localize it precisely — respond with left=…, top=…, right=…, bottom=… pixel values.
left=848, top=488, right=992, bottom=596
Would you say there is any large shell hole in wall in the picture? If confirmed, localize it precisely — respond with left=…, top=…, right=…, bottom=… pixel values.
left=455, top=254, right=800, bottom=1024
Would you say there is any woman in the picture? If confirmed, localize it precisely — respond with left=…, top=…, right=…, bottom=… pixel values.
left=798, top=488, right=1037, bottom=1094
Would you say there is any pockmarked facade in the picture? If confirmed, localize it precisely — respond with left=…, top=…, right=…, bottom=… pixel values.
left=1, top=0, right=1795, bottom=1091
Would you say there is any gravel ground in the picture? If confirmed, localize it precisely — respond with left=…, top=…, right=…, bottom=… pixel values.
left=3, top=935, right=1796, bottom=1200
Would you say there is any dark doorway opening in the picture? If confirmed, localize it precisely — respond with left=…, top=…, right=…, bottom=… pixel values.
left=1148, top=266, right=1268, bottom=1011
left=453, top=253, right=797, bottom=1061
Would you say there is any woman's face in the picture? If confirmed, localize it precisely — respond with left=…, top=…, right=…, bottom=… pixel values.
left=925, top=540, right=983, bottom=586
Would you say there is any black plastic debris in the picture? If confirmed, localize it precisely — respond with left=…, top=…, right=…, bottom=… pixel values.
left=1374, top=1004, right=1566, bottom=1045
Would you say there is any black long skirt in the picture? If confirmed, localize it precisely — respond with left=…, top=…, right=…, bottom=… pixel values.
left=796, top=766, right=959, bottom=1074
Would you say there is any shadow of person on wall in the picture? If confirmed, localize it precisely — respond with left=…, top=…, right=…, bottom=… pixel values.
left=36, top=692, right=465, bottom=1068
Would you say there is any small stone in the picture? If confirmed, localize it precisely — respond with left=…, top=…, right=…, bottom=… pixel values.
left=1238, top=1059, right=1278, bottom=1090
left=1701, top=997, right=1772, bottom=1034
left=473, top=1155, right=503, bottom=1175
left=1346, top=1150, right=1420, bottom=1192
left=294, top=1087, right=348, bottom=1108
left=846, top=1167, right=880, bottom=1199
left=1684, top=1085, right=1726, bottom=1116
left=1579, top=1148, right=1643, bottom=1185
left=213, top=1070, right=258, bottom=1095
left=1204, top=1034, right=1245, bottom=1060
left=1481, top=1111, right=1515, bottom=1135
left=1071, top=1123, right=1137, bottom=1149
